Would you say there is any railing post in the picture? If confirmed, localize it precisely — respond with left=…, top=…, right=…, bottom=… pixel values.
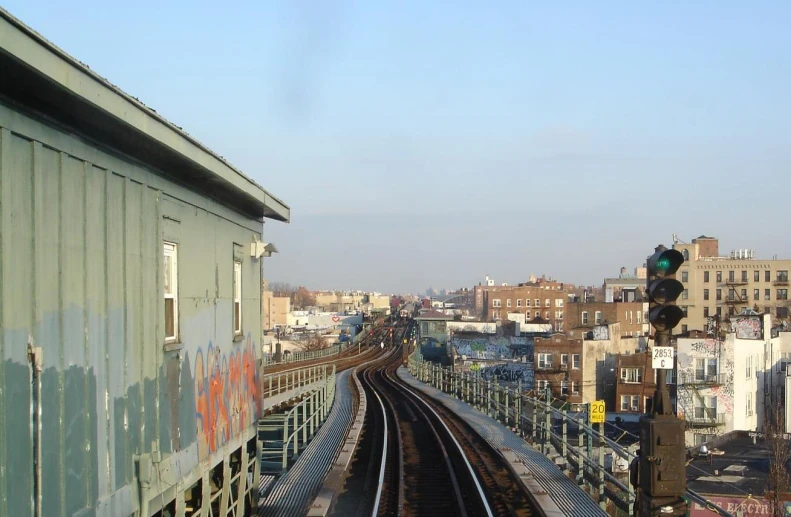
left=494, top=376, right=500, bottom=422
left=302, top=393, right=308, bottom=445
left=532, top=396, right=538, bottom=444
left=309, top=392, right=315, bottom=437
left=516, top=380, right=522, bottom=435
left=598, top=422, right=606, bottom=510
left=544, top=391, right=552, bottom=456
left=562, top=408, right=568, bottom=473
left=486, top=379, right=492, bottom=417
left=577, top=416, right=584, bottom=486
left=282, top=412, right=290, bottom=471
left=504, top=385, right=510, bottom=427
left=292, top=408, right=299, bottom=455
left=586, top=405, right=593, bottom=493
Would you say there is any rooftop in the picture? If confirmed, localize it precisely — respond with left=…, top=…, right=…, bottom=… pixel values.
left=687, top=433, right=771, bottom=498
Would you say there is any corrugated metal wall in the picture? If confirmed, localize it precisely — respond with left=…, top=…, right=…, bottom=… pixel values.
left=0, top=101, right=263, bottom=516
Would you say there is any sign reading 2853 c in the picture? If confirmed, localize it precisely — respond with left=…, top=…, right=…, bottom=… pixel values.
left=590, top=400, right=605, bottom=423
left=652, top=346, right=675, bottom=370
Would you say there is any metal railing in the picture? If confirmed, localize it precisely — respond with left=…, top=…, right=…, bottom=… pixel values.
left=407, top=355, right=735, bottom=517
left=261, top=364, right=335, bottom=402
left=262, top=343, right=344, bottom=367
left=279, top=365, right=336, bottom=470
left=679, top=372, right=728, bottom=386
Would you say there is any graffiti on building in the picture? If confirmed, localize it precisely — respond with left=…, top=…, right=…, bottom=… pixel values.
left=194, top=335, right=260, bottom=459
left=731, top=316, right=762, bottom=340
left=592, top=325, right=610, bottom=341
left=480, top=363, right=534, bottom=387
left=452, top=336, right=512, bottom=360
left=688, top=495, right=778, bottom=517
left=678, top=338, right=734, bottom=429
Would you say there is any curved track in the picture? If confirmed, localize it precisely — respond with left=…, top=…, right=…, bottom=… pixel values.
left=332, top=322, right=537, bottom=517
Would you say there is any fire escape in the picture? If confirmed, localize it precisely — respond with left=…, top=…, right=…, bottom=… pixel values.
left=718, top=272, right=751, bottom=316
left=678, top=358, right=726, bottom=431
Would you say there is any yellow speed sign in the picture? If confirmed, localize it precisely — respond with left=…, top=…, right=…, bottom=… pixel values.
left=591, top=400, right=606, bottom=424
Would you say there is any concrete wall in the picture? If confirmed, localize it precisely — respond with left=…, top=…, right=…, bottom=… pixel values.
left=262, top=291, right=290, bottom=330
left=0, top=100, right=264, bottom=515
left=581, top=324, right=644, bottom=408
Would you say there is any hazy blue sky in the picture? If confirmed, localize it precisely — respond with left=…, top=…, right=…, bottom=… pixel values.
left=6, top=1, right=790, bottom=294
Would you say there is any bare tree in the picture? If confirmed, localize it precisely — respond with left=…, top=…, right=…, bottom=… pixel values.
left=764, top=404, right=791, bottom=517
left=295, top=333, right=328, bottom=352
left=292, top=286, right=316, bottom=310
left=269, top=282, right=295, bottom=297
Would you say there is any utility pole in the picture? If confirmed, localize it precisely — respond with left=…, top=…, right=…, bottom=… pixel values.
left=635, top=245, right=688, bottom=516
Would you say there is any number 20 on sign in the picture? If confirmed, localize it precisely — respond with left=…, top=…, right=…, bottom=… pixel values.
left=590, top=400, right=605, bottom=423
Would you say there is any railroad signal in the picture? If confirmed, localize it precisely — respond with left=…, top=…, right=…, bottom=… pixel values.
left=646, top=248, right=685, bottom=332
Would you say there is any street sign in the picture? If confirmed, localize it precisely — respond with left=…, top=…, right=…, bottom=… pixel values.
left=591, top=400, right=606, bottom=423
left=652, top=346, right=675, bottom=369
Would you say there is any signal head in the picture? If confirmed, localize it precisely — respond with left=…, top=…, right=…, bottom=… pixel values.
left=647, top=249, right=685, bottom=277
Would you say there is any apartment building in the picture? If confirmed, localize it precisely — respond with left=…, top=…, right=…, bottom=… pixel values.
left=565, top=301, right=647, bottom=339
left=673, top=235, right=791, bottom=333
left=533, top=335, right=584, bottom=403
left=479, top=284, right=570, bottom=332
left=614, top=351, right=676, bottom=415
left=676, top=312, right=791, bottom=446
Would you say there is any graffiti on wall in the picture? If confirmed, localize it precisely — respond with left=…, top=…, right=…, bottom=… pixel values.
left=480, top=363, right=534, bottom=387
left=194, top=335, right=260, bottom=459
left=452, top=336, right=513, bottom=360
left=678, top=338, right=735, bottom=429
left=592, top=325, right=609, bottom=341
left=731, top=316, right=762, bottom=340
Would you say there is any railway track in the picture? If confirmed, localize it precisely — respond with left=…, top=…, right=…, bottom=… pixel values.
left=332, top=322, right=537, bottom=517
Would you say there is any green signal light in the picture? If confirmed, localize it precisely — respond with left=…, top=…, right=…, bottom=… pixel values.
left=657, top=257, right=671, bottom=271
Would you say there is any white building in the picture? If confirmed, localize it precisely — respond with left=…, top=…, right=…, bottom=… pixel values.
left=676, top=312, right=791, bottom=446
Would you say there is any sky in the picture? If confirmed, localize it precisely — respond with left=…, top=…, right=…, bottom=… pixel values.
left=5, top=1, right=790, bottom=294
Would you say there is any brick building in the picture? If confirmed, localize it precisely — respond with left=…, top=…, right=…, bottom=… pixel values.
left=533, top=335, right=583, bottom=403
left=478, top=285, right=570, bottom=332
left=614, top=351, right=676, bottom=414
left=565, top=301, right=647, bottom=339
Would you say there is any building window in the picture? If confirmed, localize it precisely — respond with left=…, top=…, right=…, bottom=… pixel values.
left=728, top=288, right=735, bottom=301
left=526, top=299, right=531, bottom=306
left=493, top=310, right=501, bottom=320
left=728, top=305, right=735, bottom=316
left=746, top=356, right=753, bottom=378
left=571, top=381, right=579, bottom=394
left=681, top=271, right=688, bottom=282
left=620, top=368, right=643, bottom=383
left=703, top=289, right=709, bottom=301
left=561, top=354, right=569, bottom=366
left=544, top=311, right=549, bottom=320
left=534, top=299, right=540, bottom=307
left=778, top=289, right=789, bottom=301
left=755, top=270, right=760, bottom=282
left=493, top=299, right=501, bottom=307
left=779, top=271, right=789, bottom=282
left=703, top=307, right=709, bottom=318
left=537, top=353, right=553, bottom=369
left=561, top=381, right=569, bottom=396
left=620, top=395, right=639, bottom=411
left=555, top=310, right=564, bottom=320
left=233, top=260, right=242, bottom=336
left=766, top=270, right=771, bottom=282
left=681, top=324, right=688, bottom=333
left=537, top=380, right=549, bottom=391
left=164, top=242, right=179, bottom=343
left=754, top=289, right=759, bottom=300
left=572, top=354, right=580, bottom=369
left=545, top=298, right=550, bottom=307
left=716, top=271, right=722, bottom=283
left=704, top=271, right=709, bottom=283
left=582, top=311, right=589, bottom=325
left=637, top=310, right=642, bottom=324
left=535, top=311, right=540, bottom=319
left=595, top=311, right=603, bottom=325
left=682, top=289, right=688, bottom=300
left=741, top=270, right=748, bottom=282
left=507, top=299, right=512, bottom=308
left=765, top=289, right=771, bottom=301
left=516, top=299, right=522, bottom=307
left=746, top=393, right=752, bottom=416
left=525, top=311, right=531, bottom=319
left=695, top=358, right=718, bottom=382
left=728, top=271, right=735, bottom=282
left=681, top=306, right=688, bottom=317
left=716, top=289, right=722, bottom=301
left=555, top=299, right=564, bottom=307
left=741, top=288, right=747, bottom=300
left=778, top=352, right=791, bottom=374
left=716, top=307, right=722, bottom=317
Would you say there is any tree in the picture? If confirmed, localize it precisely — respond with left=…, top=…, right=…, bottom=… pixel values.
left=296, top=332, right=327, bottom=352
left=292, top=286, right=316, bottom=309
left=764, top=403, right=791, bottom=517
left=269, top=282, right=295, bottom=297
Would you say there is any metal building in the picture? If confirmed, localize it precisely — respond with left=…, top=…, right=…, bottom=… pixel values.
left=0, top=8, right=289, bottom=516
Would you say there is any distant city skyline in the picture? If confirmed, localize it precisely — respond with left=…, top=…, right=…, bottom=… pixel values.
left=6, top=0, right=790, bottom=294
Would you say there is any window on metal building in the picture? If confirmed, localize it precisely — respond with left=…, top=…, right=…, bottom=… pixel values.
left=233, top=260, right=242, bottom=336
left=164, top=242, right=179, bottom=343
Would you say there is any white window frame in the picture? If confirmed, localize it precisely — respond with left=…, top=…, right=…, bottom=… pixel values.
left=595, top=311, right=603, bottom=325
left=620, top=395, right=630, bottom=411
left=620, top=367, right=643, bottom=383
left=571, top=381, right=579, bottom=394
left=582, top=311, right=589, bottom=325
left=233, top=260, right=242, bottom=336
left=537, top=353, right=553, bottom=369
left=507, top=299, right=512, bottom=308
left=535, top=299, right=540, bottom=307
left=555, top=299, right=564, bottom=308
left=164, top=242, right=179, bottom=343
left=537, top=380, right=549, bottom=391
left=560, top=354, right=569, bottom=366
left=561, top=380, right=569, bottom=396
left=545, top=298, right=550, bottom=307
left=516, top=299, right=522, bottom=307
left=534, top=311, right=540, bottom=319
left=526, top=299, right=531, bottom=307
left=493, top=299, right=501, bottom=308
left=572, top=354, right=580, bottom=369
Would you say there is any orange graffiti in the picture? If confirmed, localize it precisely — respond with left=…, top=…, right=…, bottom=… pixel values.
left=194, top=336, right=259, bottom=459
